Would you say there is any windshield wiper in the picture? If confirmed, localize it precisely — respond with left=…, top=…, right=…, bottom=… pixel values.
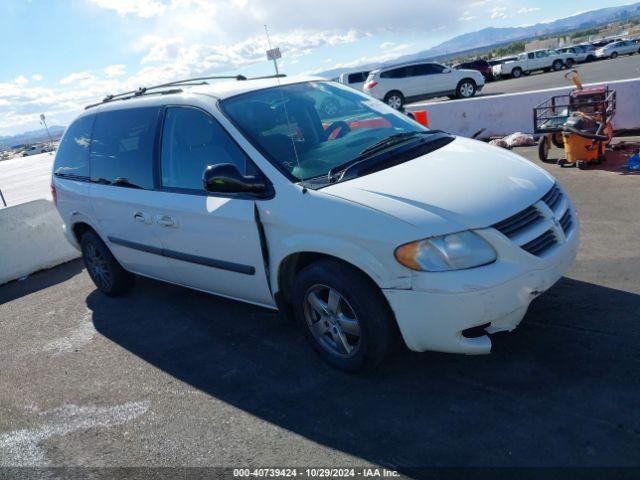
left=326, top=130, right=442, bottom=183
left=358, top=131, right=434, bottom=158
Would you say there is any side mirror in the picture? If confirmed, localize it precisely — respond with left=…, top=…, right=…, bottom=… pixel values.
left=202, top=164, right=269, bottom=197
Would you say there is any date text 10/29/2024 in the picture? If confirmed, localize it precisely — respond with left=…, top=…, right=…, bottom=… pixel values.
left=233, top=468, right=400, bottom=478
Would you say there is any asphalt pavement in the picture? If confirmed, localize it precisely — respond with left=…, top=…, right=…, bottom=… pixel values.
left=1, top=140, right=639, bottom=475
left=409, top=53, right=640, bottom=106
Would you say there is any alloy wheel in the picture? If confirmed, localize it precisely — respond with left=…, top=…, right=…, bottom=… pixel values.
left=459, top=82, right=475, bottom=97
left=387, top=95, right=402, bottom=109
left=303, top=284, right=361, bottom=358
left=85, top=242, right=112, bottom=290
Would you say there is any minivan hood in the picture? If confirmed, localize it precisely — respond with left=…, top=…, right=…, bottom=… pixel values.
left=322, top=137, right=555, bottom=235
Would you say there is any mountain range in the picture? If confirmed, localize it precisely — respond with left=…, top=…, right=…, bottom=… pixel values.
left=0, top=126, right=66, bottom=150
left=318, top=2, right=640, bottom=78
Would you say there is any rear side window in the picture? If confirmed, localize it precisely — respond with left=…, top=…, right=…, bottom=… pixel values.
left=380, top=67, right=407, bottom=79
left=90, top=107, right=160, bottom=189
left=160, top=107, right=254, bottom=191
left=347, top=72, right=369, bottom=84
left=53, top=115, right=94, bottom=179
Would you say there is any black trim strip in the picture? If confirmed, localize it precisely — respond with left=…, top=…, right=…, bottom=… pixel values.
left=107, top=236, right=255, bottom=275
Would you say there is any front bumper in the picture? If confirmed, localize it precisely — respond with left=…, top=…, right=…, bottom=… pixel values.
left=383, top=215, right=580, bottom=354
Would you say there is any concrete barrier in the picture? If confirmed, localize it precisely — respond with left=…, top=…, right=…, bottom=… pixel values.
left=407, top=77, right=640, bottom=138
left=0, top=199, right=80, bottom=285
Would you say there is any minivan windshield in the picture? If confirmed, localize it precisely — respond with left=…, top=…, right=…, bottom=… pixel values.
left=221, top=81, right=445, bottom=182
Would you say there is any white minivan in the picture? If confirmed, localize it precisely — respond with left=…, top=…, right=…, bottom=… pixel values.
left=53, top=76, right=579, bottom=371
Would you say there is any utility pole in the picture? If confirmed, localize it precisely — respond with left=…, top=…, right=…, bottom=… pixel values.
left=40, top=114, right=54, bottom=145
left=264, top=24, right=281, bottom=76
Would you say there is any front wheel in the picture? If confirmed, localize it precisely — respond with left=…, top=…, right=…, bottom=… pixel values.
left=611, top=52, right=618, bottom=59
left=565, top=59, right=574, bottom=68
left=81, top=230, right=134, bottom=297
left=292, top=259, right=398, bottom=372
left=552, top=60, right=563, bottom=71
left=456, top=79, right=477, bottom=98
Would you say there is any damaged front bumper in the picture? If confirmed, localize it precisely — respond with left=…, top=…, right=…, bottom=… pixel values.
left=382, top=220, right=580, bottom=355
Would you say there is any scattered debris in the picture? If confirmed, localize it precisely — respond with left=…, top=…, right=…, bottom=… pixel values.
left=488, top=132, right=535, bottom=149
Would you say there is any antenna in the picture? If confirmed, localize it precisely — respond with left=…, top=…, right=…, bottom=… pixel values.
left=264, top=24, right=301, bottom=174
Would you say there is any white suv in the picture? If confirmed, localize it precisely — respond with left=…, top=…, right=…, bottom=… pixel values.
left=53, top=76, right=578, bottom=372
left=363, top=62, right=485, bottom=109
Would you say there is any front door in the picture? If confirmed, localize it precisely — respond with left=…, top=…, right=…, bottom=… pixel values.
left=153, top=106, right=274, bottom=307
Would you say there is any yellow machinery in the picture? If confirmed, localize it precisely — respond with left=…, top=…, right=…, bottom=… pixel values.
left=534, top=70, right=616, bottom=169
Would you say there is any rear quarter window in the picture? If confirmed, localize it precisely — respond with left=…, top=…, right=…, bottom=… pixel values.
left=53, top=115, right=94, bottom=179
left=90, top=107, right=160, bottom=189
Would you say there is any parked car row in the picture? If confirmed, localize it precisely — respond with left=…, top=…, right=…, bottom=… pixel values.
left=335, top=37, right=640, bottom=109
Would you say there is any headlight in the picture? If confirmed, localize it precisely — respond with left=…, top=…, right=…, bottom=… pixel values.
left=395, top=231, right=497, bottom=272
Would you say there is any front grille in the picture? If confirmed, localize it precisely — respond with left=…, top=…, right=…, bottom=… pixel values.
left=491, top=183, right=572, bottom=258
left=492, top=205, right=542, bottom=238
left=521, top=229, right=557, bottom=256
left=559, top=210, right=573, bottom=233
left=542, top=184, right=562, bottom=210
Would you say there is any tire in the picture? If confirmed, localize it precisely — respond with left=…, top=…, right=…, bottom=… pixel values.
left=538, top=136, right=551, bottom=163
left=384, top=91, right=404, bottom=110
left=456, top=79, right=477, bottom=98
left=81, top=230, right=134, bottom=297
left=292, top=259, right=398, bottom=372
left=586, top=55, right=595, bottom=62
left=552, top=60, right=563, bottom=71
left=320, top=98, right=340, bottom=117
left=565, top=58, right=574, bottom=68
left=611, top=51, right=618, bottom=59
left=511, top=67, right=523, bottom=78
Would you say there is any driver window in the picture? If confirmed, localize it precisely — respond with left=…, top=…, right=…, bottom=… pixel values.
left=160, top=107, right=254, bottom=190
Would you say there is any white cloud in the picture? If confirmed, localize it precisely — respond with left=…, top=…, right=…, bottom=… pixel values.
left=90, top=0, right=167, bottom=18
left=103, top=64, right=127, bottom=77
left=460, top=11, right=476, bottom=21
left=14, top=75, right=29, bottom=85
left=518, top=7, right=541, bottom=14
left=380, top=42, right=395, bottom=50
left=31, top=74, right=44, bottom=82
left=490, top=6, right=507, bottom=19
left=59, top=71, right=95, bottom=85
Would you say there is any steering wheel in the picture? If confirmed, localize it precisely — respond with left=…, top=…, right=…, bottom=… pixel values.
left=323, top=121, right=351, bottom=141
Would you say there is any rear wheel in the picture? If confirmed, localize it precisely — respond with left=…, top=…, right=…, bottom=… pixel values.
left=384, top=91, right=404, bottom=110
left=456, top=79, right=477, bottom=98
left=611, top=51, right=619, bottom=59
left=586, top=55, right=595, bottom=62
left=81, top=230, right=134, bottom=297
left=511, top=67, right=523, bottom=78
left=292, top=259, right=398, bottom=372
left=565, top=58, right=574, bottom=68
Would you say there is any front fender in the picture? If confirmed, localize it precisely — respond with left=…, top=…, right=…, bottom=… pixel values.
left=269, top=232, right=412, bottom=293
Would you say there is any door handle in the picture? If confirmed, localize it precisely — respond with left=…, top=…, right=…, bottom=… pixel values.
left=156, top=214, right=177, bottom=228
left=133, top=211, right=151, bottom=224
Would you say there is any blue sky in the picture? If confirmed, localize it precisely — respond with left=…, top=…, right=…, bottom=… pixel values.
left=0, top=0, right=634, bottom=135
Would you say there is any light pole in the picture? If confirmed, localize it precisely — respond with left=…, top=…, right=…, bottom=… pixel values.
left=40, top=113, right=54, bottom=145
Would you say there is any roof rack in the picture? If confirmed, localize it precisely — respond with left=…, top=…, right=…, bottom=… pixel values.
left=84, top=73, right=287, bottom=110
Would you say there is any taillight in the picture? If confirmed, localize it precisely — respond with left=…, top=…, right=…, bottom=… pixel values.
left=51, top=181, right=57, bottom=206
left=365, top=81, right=378, bottom=89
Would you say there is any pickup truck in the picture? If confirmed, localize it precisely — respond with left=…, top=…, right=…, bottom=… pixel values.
left=492, top=49, right=573, bottom=79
